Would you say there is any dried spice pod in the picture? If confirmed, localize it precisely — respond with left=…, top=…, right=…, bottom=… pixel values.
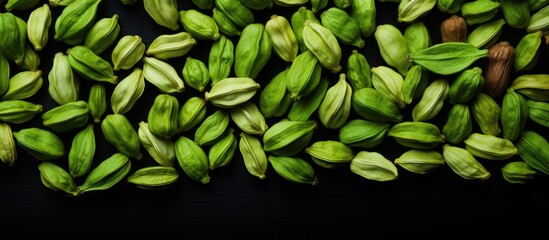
left=440, top=15, right=467, bottom=42
left=484, top=41, right=515, bottom=99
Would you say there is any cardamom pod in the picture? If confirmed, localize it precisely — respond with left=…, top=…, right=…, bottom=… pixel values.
left=147, top=32, right=197, bottom=61
left=318, top=73, right=352, bottom=129
left=470, top=92, right=501, bottom=136
left=78, top=152, right=131, bottom=193
left=179, top=9, right=220, bottom=41
left=441, top=14, right=467, bottom=42
left=441, top=103, right=473, bottom=145
left=182, top=57, right=210, bottom=92
left=68, top=124, right=95, bottom=178
left=111, top=68, right=145, bottom=115
left=143, top=0, right=180, bottom=31
left=208, top=128, right=237, bottom=170
left=48, top=52, right=80, bottom=105
left=142, top=56, right=185, bottom=94
left=404, top=20, right=431, bottom=53
left=38, top=162, right=79, bottom=197
left=127, top=166, right=179, bottom=190
left=192, top=0, right=215, bottom=9
left=291, top=6, right=320, bottom=53
left=212, top=7, right=241, bottom=37
left=346, top=49, right=372, bottom=91
left=350, top=151, right=398, bottom=181
left=84, top=14, right=120, bottom=55
left=287, top=78, right=329, bottom=121
left=460, top=0, right=501, bottom=25
left=138, top=121, right=175, bottom=167
left=332, top=0, right=351, bottom=8
left=394, top=149, right=445, bottom=174
left=374, top=24, right=410, bottom=76
left=402, top=64, right=429, bottom=105
left=209, top=35, right=234, bottom=85
left=203, top=77, right=260, bottom=108
left=338, top=119, right=390, bottom=149
left=407, top=42, right=489, bottom=75
left=53, top=0, right=101, bottom=45
left=499, top=0, right=530, bottom=29
left=17, top=45, right=40, bottom=71
left=174, top=136, right=211, bottom=184
left=0, top=122, right=17, bottom=166
left=516, top=130, right=549, bottom=175
left=234, top=23, right=272, bottom=79
left=302, top=20, right=342, bottom=73
left=195, top=109, right=229, bottom=146
left=13, top=127, right=65, bottom=161
left=466, top=18, right=506, bottom=49
left=273, top=0, right=311, bottom=7
left=268, top=155, right=319, bottom=186
left=501, top=88, right=529, bottom=142
left=484, top=41, right=515, bottom=98
left=412, top=78, right=449, bottom=122
left=214, top=0, right=255, bottom=29
left=262, top=119, right=317, bottom=157
left=112, top=35, right=146, bottom=71
left=239, top=132, right=268, bottom=179
left=351, top=87, right=403, bottom=123
left=1, top=70, right=43, bottom=100
left=514, top=31, right=543, bottom=72
left=27, top=3, right=52, bottom=52
left=259, top=67, right=293, bottom=118
left=42, top=100, right=90, bottom=132
left=178, top=96, right=207, bottom=133
left=526, top=99, right=549, bottom=128
left=148, top=94, right=180, bottom=139
left=0, top=55, right=9, bottom=96
left=501, top=161, right=537, bottom=184
left=5, top=0, right=41, bottom=11
left=350, top=0, right=376, bottom=38
left=527, top=4, right=549, bottom=33
left=88, top=83, right=106, bottom=124
left=230, top=102, right=268, bottom=135
left=0, top=12, right=28, bottom=65
left=320, top=7, right=365, bottom=48
left=67, top=45, right=118, bottom=84
left=306, top=140, right=354, bottom=169
left=447, top=66, right=485, bottom=104
left=387, top=121, right=446, bottom=150
left=398, top=0, right=437, bottom=23
left=436, top=0, right=465, bottom=14
left=49, top=0, right=76, bottom=7
left=464, top=132, right=518, bottom=160
left=0, top=99, right=42, bottom=124
left=312, top=0, right=328, bottom=13
left=101, top=114, right=143, bottom=160
left=511, top=74, right=549, bottom=101
left=286, top=50, right=323, bottom=101
left=442, top=143, right=491, bottom=180
left=371, top=66, right=406, bottom=109
left=265, top=14, right=298, bottom=62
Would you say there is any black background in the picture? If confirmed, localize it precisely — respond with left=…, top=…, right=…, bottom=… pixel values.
left=2, top=0, right=549, bottom=237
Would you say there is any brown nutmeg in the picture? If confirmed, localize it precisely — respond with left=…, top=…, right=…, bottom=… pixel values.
left=440, top=15, right=467, bottom=43
left=484, top=41, right=515, bottom=99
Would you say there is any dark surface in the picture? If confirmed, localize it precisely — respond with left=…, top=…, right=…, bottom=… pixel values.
left=1, top=0, right=549, bottom=236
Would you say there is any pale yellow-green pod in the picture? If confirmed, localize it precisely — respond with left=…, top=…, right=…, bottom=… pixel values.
left=398, top=0, right=437, bottom=23
left=204, top=77, right=260, bottom=108
left=111, top=68, right=145, bottom=115
left=412, top=78, right=449, bottom=122
left=371, top=66, right=406, bottom=109
left=464, top=133, right=518, bottom=160
left=527, top=4, right=549, bottom=33
left=317, top=73, right=352, bottom=129
left=350, top=151, right=398, bottom=181
left=38, top=162, right=79, bottom=197
left=84, top=14, right=120, bottom=55
left=387, top=121, right=446, bottom=150
left=195, top=109, right=229, bottom=146
left=306, top=140, right=354, bottom=169
left=1, top=70, right=42, bottom=100
left=27, top=3, right=52, bottom=52
left=17, top=45, right=40, bottom=71
left=5, top=0, right=41, bottom=11
left=78, top=153, right=132, bottom=193
left=48, top=52, right=80, bottom=105
left=178, top=96, right=207, bottom=133
left=208, top=128, right=237, bottom=170
left=179, top=9, right=220, bottom=41
left=142, top=56, right=185, bottom=94
left=466, top=18, right=506, bottom=49
left=143, top=0, right=180, bottom=31
left=0, top=100, right=43, bottom=124
left=262, top=119, right=318, bottom=157
left=146, top=32, right=197, bottom=61
left=0, top=122, right=17, bottom=166
left=239, top=132, right=268, bottom=180
left=138, top=121, right=175, bottom=167
left=230, top=102, right=268, bottom=135
left=127, top=166, right=179, bottom=190
left=394, top=149, right=445, bottom=174
left=511, top=74, right=549, bottom=101
left=374, top=24, right=411, bottom=76
left=112, top=35, right=146, bottom=71
left=272, top=0, right=310, bottom=7
left=265, top=14, right=298, bottom=62
left=147, top=93, right=180, bottom=139
left=68, top=123, right=96, bottom=178
left=501, top=161, right=537, bottom=184
left=442, top=143, right=491, bottom=180
left=302, top=20, right=342, bottom=73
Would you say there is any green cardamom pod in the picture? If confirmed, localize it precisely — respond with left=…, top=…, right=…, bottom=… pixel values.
left=351, top=87, right=403, bottom=123
left=436, top=0, right=465, bottom=14
left=147, top=32, right=197, bottom=61
left=350, top=151, right=399, bottom=181
left=460, top=0, right=501, bottom=25
left=88, top=83, right=106, bottom=124
left=138, top=121, right=175, bottom=167
left=387, top=121, right=446, bottom=150
left=68, top=124, right=95, bottom=178
left=208, top=35, right=234, bottom=85
left=339, top=119, right=390, bottom=149
left=49, top=0, right=76, bottom=7
left=404, top=20, right=431, bottom=53
left=67, top=45, right=118, bottom=84
left=318, top=73, right=352, bottom=129
left=398, top=0, right=437, bottom=23
left=174, top=136, right=211, bottom=184
left=17, top=45, right=40, bottom=72
left=466, top=18, right=506, bottom=49
left=501, top=88, right=529, bottom=142
left=412, top=78, right=449, bottom=122
left=291, top=6, right=320, bottom=53
left=514, top=31, right=543, bottom=72
left=0, top=122, right=17, bottom=166
left=239, top=132, right=268, bottom=179
left=371, top=66, right=406, bottom=109
left=320, top=7, right=365, bottom=48
left=0, top=55, right=9, bottom=96
left=441, top=103, right=473, bottom=145
left=195, top=109, right=229, bottom=146
left=464, top=132, right=518, bottom=160
left=208, top=128, right=237, bottom=170
left=230, top=102, right=268, bottom=135
left=374, top=24, right=411, bottom=76
left=192, top=0, right=215, bottom=10
left=406, top=42, right=489, bottom=75
left=178, top=96, right=207, bottom=133
left=5, top=0, right=41, bottom=11
left=265, top=14, right=298, bottom=62
left=442, top=143, right=491, bottom=180
left=215, top=0, right=255, bottom=29
left=394, top=149, right=445, bottom=174
left=112, top=35, right=146, bottom=71
left=1, top=70, right=43, bottom=100
left=499, top=0, right=530, bottom=29
left=101, top=114, right=143, bottom=160
left=27, top=3, right=52, bottom=52
left=402, top=65, right=429, bottom=105
left=48, top=52, right=80, bottom=105
left=0, top=12, right=28, bottom=65
left=346, top=50, right=372, bottom=91
left=143, top=0, right=180, bottom=31
left=179, top=9, right=220, bottom=41
left=286, top=50, right=323, bottom=101
left=0, top=99, right=42, bottom=124
left=182, top=57, right=210, bottom=92
left=303, top=20, right=342, bottom=73
left=78, top=152, right=131, bottom=193
left=203, top=77, right=260, bottom=108
left=332, top=0, right=351, bottom=8
left=148, top=94, right=180, bottom=139
left=42, top=100, right=90, bottom=132
left=516, top=130, right=549, bottom=175
left=212, top=7, right=241, bottom=37
left=13, top=127, right=65, bottom=161
left=111, top=68, right=145, bottom=115
left=127, top=166, right=179, bottom=190
left=268, top=155, right=319, bottom=186
left=234, top=23, right=272, bottom=79
left=470, top=92, right=501, bottom=136
left=53, top=0, right=101, bottom=45
left=84, top=14, right=120, bottom=55
left=511, top=74, right=549, bottom=101
left=501, top=161, right=537, bottom=184
left=142, top=56, right=185, bottom=94
left=287, top=78, right=329, bottom=121
left=351, top=0, right=376, bottom=38
left=259, top=67, right=293, bottom=118
left=526, top=99, right=549, bottom=128
left=528, top=0, right=549, bottom=11
left=447, top=66, right=485, bottom=104
left=312, top=0, right=328, bottom=12
left=38, top=162, right=79, bottom=197
left=262, top=119, right=317, bottom=157
left=527, top=4, right=549, bottom=33
left=306, top=140, right=354, bottom=169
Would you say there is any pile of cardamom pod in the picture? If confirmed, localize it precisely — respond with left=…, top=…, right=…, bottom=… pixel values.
left=1, top=0, right=549, bottom=196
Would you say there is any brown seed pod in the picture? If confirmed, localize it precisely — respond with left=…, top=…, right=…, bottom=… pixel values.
left=484, top=41, right=515, bottom=98
left=440, top=15, right=467, bottom=43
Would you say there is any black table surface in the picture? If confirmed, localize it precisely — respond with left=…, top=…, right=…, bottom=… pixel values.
left=2, top=0, right=549, bottom=237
